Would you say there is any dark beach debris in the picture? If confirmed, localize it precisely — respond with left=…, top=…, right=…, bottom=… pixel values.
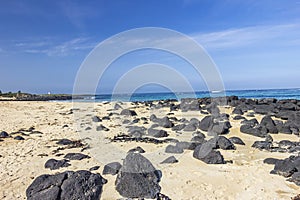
left=44, top=159, right=71, bottom=170
left=115, top=153, right=161, bottom=199
left=89, top=166, right=100, bottom=171
left=102, top=162, right=122, bottom=175
left=26, top=170, right=107, bottom=200
left=0, top=131, right=10, bottom=138
left=120, top=109, right=137, bottom=116
left=55, top=139, right=85, bottom=148
left=63, top=153, right=90, bottom=160
left=160, top=156, right=178, bottom=164
left=110, top=134, right=176, bottom=144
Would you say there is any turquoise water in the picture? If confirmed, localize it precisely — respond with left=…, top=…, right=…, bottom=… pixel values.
left=82, top=88, right=300, bottom=102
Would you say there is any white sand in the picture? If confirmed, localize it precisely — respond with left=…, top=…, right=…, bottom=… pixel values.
left=0, top=101, right=299, bottom=199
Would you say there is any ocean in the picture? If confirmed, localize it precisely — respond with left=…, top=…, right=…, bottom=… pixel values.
left=76, top=88, right=300, bottom=102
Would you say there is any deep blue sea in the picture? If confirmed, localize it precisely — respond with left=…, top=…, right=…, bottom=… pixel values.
left=77, top=88, right=300, bottom=102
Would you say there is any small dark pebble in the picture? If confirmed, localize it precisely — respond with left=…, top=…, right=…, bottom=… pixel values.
left=160, top=156, right=178, bottom=164
left=14, top=136, right=25, bottom=140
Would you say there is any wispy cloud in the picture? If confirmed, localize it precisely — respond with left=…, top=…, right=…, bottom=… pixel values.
left=193, top=23, right=300, bottom=50
left=16, top=37, right=96, bottom=56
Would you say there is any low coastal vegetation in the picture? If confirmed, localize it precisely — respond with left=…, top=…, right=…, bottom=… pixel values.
left=0, top=91, right=73, bottom=101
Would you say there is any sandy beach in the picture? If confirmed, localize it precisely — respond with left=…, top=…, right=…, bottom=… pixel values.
left=0, top=99, right=299, bottom=200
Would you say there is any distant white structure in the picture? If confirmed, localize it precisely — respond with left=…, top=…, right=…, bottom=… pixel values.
left=48, top=92, right=51, bottom=95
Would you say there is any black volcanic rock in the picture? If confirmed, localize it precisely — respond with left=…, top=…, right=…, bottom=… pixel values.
left=229, top=137, right=245, bottom=145
left=92, top=116, right=102, bottom=122
left=96, top=125, right=109, bottom=131
left=176, top=141, right=198, bottom=150
left=217, top=136, right=235, bottom=150
left=120, top=109, right=137, bottom=116
left=240, top=124, right=268, bottom=138
left=115, top=153, right=161, bottom=199
left=64, top=153, right=90, bottom=160
left=103, top=162, right=122, bottom=175
left=260, top=115, right=278, bottom=134
left=26, top=170, right=107, bottom=200
left=183, top=123, right=197, bottom=132
left=271, top=157, right=298, bottom=178
left=180, top=98, right=200, bottom=112
left=160, top=156, right=178, bottom=164
left=209, top=121, right=231, bottom=135
left=0, top=131, right=9, bottom=138
left=44, top=159, right=71, bottom=170
left=251, top=141, right=272, bottom=150
left=172, top=124, right=186, bottom=131
left=157, top=117, right=174, bottom=128
left=263, top=158, right=280, bottom=165
left=147, top=129, right=168, bottom=138
left=199, top=116, right=214, bottom=131
left=193, top=140, right=225, bottom=164
left=14, top=136, right=25, bottom=140
left=165, top=145, right=184, bottom=154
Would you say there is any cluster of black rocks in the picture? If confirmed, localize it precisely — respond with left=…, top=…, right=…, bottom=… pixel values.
left=264, top=155, right=300, bottom=186
left=24, top=96, right=300, bottom=199
left=0, top=127, right=44, bottom=141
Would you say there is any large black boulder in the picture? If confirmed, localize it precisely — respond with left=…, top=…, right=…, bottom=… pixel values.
left=157, top=117, right=174, bottom=128
left=260, top=115, right=278, bottom=134
left=115, top=153, right=161, bottom=199
left=217, top=136, right=235, bottom=150
left=199, top=116, right=214, bottom=131
left=26, top=170, right=107, bottom=200
left=193, top=140, right=225, bottom=164
left=240, top=124, right=268, bottom=138
left=271, top=157, right=298, bottom=178
left=208, top=121, right=231, bottom=135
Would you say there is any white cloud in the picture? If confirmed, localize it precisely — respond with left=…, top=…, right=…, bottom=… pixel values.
left=21, top=37, right=96, bottom=56
left=192, top=23, right=300, bottom=50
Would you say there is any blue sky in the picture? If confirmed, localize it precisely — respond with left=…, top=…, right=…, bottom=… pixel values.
left=0, top=0, right=300, bottom=94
